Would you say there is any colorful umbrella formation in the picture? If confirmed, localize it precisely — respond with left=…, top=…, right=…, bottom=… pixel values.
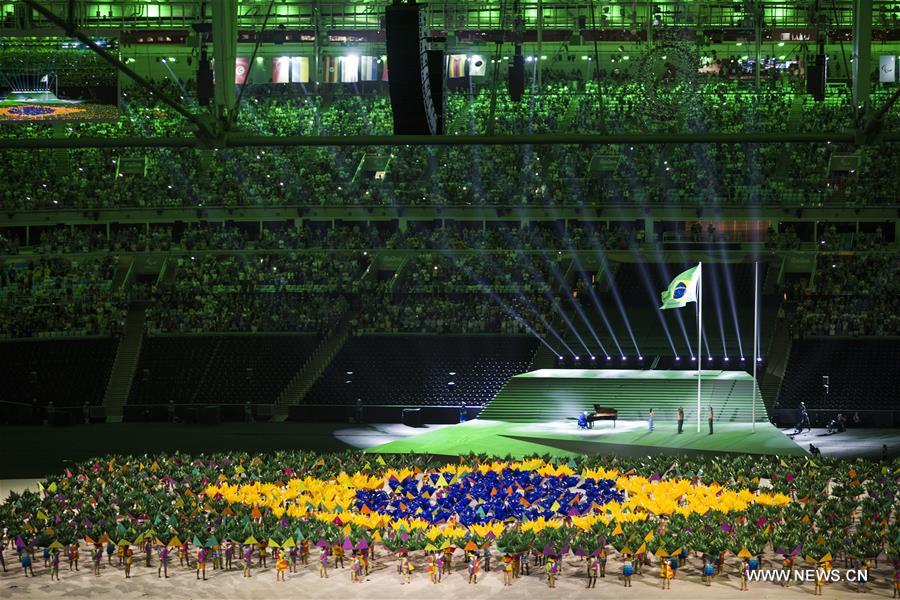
left=0, top=451, right=898, bottom=586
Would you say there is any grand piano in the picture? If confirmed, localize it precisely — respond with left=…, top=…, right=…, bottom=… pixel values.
left=585, top=405, right=618, bottom=428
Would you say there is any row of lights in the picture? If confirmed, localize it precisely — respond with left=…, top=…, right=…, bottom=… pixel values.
left=557, top=355, right=762, bottom=363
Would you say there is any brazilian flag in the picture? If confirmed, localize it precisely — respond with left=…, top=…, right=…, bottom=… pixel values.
left=660, top=264, right=701, bottom=310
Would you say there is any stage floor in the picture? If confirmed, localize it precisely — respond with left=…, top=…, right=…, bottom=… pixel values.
left=367, top=419, right=809, bottom=457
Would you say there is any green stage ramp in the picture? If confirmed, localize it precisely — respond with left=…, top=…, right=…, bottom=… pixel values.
left=477, top=369, right=767, bottom=423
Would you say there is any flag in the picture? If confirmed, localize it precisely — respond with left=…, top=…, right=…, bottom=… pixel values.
left=40, top=74, right=49, bottom=83
left=323, top=56, right=340, bottom=83
left=360, top=56, right=380, bottom=81
left=290, top=57, right=310, bottom=83
left=448, top=54, right=466, bottom=78
left=235, top=57, right=250, bottom=84
left=340, top=55, right=360, bottom=83
left=468, top=55, right=487, bottom=77
left=272, top=57, right=290, bottom=84
left=660, top=264, right=701, bottom=310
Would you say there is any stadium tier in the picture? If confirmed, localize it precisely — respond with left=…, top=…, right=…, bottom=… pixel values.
left=305, top=335, right=538, bottom=408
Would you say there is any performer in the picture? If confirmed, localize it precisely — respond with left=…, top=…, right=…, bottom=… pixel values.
left=178, top=541, right=189, bottom=568
left=702, top=554, right=714, bottom=586
left=648, top=408, right=654, bottom=432
left=546, top=556, right=558, bottom=588
left=622, top=552, right=634, bottom=587
left=92, top=544, right=102, bottom=576
left=677, top=407, right=684, bottom=434
left=43, top=545, right=50, bottom=568
left=21, top=549, right=34, bottom=577
left=400, top=552, right=413, bottom=585
left=892, top=560, right=900, bottom=598
left=301, top=538, right=310, bottom=565
left=157, top=545, right=169, bottom=578
left=318, top=546, right=328, bottom=578
left=106, top=540, right=115, bottom=565
left=50, top=548, right=60, bottom=581
left=68, top=542, right=79, bottom=571
left=332, top=542, right=344, bottom=569
left=467, top=551, right=479, bottom=584
left=598, top=547, right=607, bottom=577
left=586, top=555, right=598, bottom=588
left=144, top=537, right=153, bottom=567
left=503, top=554, right=513, bottom=586
left=661, top=557, right=674, bottom=590
left=258, top=541, right=268, bottom=568
left=428, top=553, right=438, bottom=584
left=435, top=551, right=444, bottom=581
left=857, top=559, right=869, bottom=593
left=124, top=547, right=134, bottom=579
left=814, top=558, right=829, bottom=596
left=781, top=554, right=793, bottom=587
left=288, top=544, right=298, bottom=573
left=212, top=544, right=222, bottom=570
left=520, top=548, right=531, bottom=576
left=352, top=551, right=363, bottom=583
left=196, top=546, right=207, bottom=580
left=116, top=542, right=125, bottom=566
left=242, top=545, right=253, bottom=578
left=442, top=546, right=453, bottom=575
left=739, top=557, right=749, bottom=591
left=225, top=541, right=234, bottom=570
left=276, top=549, right=287, bottom=581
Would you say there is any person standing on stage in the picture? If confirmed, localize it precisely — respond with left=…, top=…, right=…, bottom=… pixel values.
left=708, top=406, right=714, bottom=435
left=677, top=407, right=684, bottom=434
left=648, top=408, right=654, bottom=432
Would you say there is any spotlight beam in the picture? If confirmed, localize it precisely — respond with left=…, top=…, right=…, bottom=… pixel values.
left=595, top=253, right=642, bottom=357
left=708, top=262, right=729, bottom=358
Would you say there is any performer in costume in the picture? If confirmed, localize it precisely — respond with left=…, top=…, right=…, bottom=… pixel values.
left=124, top=547, right=134, bottom=579
left=50, top=548, right=60, bottom=580
left=400, top=552, right=413, bottom=584
left=301, top=539, right=310, bottom=565
left=196, top=546, right=207, bottom=580
left=781, top=554, right=793, bottom=587
left=68, top=542, right=79, bottom=571
left=352, top=551, right=362, bottom=583
left=503, top=554, right=513, bottom=586
left=428, top=553, right=438, bottom=584
left=106, top=540, right=115, bottom=565
left=467, top=551, right=479, bottom=584
left=289, top=544, right=298, bottom=573
left=242, top=545, right=253, bottom=578
left=546, top=556, right=558, bottom=588
left=178, top=541, right=189, bottom=568
left=622, top=553, right=634, bottom=587
left=225, top=541, right=234, bottom=570
left=442, top=546, right=453, bottom=575
left=586, top=555, right=598, bottom=588
left=661, top=557, right=674, bottom=590
left=20, top=550, right=34, bottom=577
left=318, top=546, right=328, bottom=578
left=857, top=559, right=869, bottom=593
left=435, top=551, right=444, bottom=581
left=258, top=541, right=268, bottom=568
left=598, top=548, right=607, bottom=577
left=739, top=557, right=749, bottom=591
left=158, top=545, right=169, bottom=578
left=276, top=549, right=287, bottom=581
left=702, top=555, right=714, bottom=586
left=144, top=538, right=153, bottom=567
left=92, top=545, right=102, bottom=576
left=333, top=542, right=344, bottom=569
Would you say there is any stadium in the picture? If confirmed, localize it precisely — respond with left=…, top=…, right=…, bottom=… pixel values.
left=0, top=0, right=898, bottom=597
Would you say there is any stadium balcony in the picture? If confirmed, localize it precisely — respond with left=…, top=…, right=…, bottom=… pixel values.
left=299, top=335, right=538, bottom=422
left=774, top=338, right=900, bottom=427
left=125, top=334, right=322, bottom=422
left=0, top=338, right=118, bottom=424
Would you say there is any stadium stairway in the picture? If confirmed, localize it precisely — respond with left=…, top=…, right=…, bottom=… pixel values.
left=103, top=302, right=146, bottom=423
left=272, top=319, right=350, bottom=421
left=477, top=370, right=768, bottom=424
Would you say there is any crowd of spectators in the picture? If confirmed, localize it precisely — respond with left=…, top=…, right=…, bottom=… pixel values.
left=144, top=253, right=368, bottom=333
left=1, top=80, right=898, bottom=211
left=0, top=256, right=125, bottom=338
left=795, top=253, right=900, bottom=337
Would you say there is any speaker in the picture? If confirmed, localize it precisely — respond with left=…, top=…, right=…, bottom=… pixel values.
left=197, top=53, right=214, bottom=106
left=401, top=408, right=422, bottom=427
left=806, top=54, right=826, bottom=101
left=426, top=49, right=444, bottom=134
left=385, top=1, right=438, bottom=134
left=509, top=48, right=525, bottom=101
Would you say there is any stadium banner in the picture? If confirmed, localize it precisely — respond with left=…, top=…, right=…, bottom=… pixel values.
left=290, top=57, right=310, bottom=83
left=341, top=55, right=360, bottom=83
left=272, top=57, right=290, bottom=83
left=447, top=54, right=467, bottom=78
left=469, top=55, right=487, bottom=77
left=360, top=56, right=380, bottom=81
left=234, top=57, right=250, bottom=84
left=879, top=55, right=896, bottom=83
left=323, top=55, right=340, bottom=83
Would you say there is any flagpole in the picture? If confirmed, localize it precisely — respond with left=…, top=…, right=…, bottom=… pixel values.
left=752, top=261, right=758, bottom=432
left=697, top=262, right=702, bottom=433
